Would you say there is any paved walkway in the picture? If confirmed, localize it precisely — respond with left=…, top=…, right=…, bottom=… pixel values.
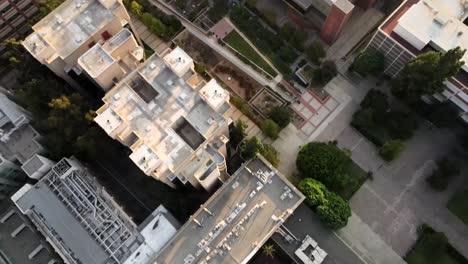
left=130, top=14, right=170, bottom=55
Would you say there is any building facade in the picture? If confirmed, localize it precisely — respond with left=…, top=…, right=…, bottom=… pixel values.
left=366, top=0, right=468, bottom=122
left=95, top=47, right=231, bottom=191
left=12, top=155, right=180, bottom=264
left=0, top=0, right=40, bottom=52
left=22, top=0, right=143, bottom=91
left=0, top=153, right=23, bottom=199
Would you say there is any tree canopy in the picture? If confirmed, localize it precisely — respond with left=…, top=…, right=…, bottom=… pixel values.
left=392, top=47, right=465, bottom=102
left=296, top=142, right=350, bottom=192
left=306, top=41, right=326, bottom=65
left=298, top=178, right=351, bottom=229
left=351, top=49, right=384, bottom=77
left=269, top=106, right=291, bottom=128
left=262, top=119, right=279, bottom=139
left=241, top=136, right=264, bottom=160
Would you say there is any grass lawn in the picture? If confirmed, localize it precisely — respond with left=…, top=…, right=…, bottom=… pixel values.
left=223, top=31, right=277, bottom=77
left=406, top=226, right=468, bottom=264
left=339, top=160, right=368, bottom=200
left=447, top=189, right=468, bottom=226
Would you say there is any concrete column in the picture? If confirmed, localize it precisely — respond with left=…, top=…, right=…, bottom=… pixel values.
left=320, top=0, right=354, bottom=45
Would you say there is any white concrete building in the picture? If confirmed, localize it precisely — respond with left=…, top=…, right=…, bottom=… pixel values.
left=95, top=47, right=231, bottom=190
left=12, top=156, right=179, bottom=264
left=23, top=0, right=143, bottom=91
left=367, top=0, right=468, bottom=122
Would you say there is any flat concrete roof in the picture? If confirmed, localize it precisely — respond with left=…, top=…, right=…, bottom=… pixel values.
left=154, top=157, right=304, bottom=264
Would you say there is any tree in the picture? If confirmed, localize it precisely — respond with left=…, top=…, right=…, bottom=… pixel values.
left=262, top=119, right=279, bottom=139
left=392, top=47, right=465, bottom=102
left=316, top=191, right=351, bottom=229
left=175, top=0, right=186, bottom=10
left=296, top=142, right=350, bottom=191
left=426, top=158, right=460, bottom=191
left=379, top=139, right=405, bottom=161
left=131, top=1, right=143, bottom=17
left=241, top=136, right=264, bottom=160
left=306, top=41, right=326, bottom=65
left=298, top=178, right=328, bottom=207
left=351, top=49, right=384, bottom=77
left=269, top=106, right=291, bottom=128
left=261, top=144, right=280, bottom=168
left=230, top=120, right=248, bottom=148
left=39, top=0, right=65, bottom=15
left=312, top=60, right=337, bottom=86
left=194, top=63, right=207, bottom=75
left=262, top=244, right=275, bottom=258
left=280, top=23, right=306, bottom=50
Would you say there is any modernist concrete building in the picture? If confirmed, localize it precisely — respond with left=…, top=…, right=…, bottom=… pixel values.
left=22, top=0, right=143, bottom=91
left=153, top=156, right=304, bottom=264
left=0, top=0, right=40, bottom=52
left=283, top=0, right=377, bottom=44
left=0, top=92, right=43, bottom=165
left=95, top=47, right=231, bottom=191
left=12, top=156, right=180, bottom=264
left=366, top=0, right=468, bottom=122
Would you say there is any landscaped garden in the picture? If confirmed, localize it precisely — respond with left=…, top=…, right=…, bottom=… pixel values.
left=295, top=142, right=368, bottom=229
left=351, top=89, right=418, bottom=161
left=405, top=225, right=468, bottom=264
left=447, top=188, right=468, bottom=226
left=229, top=5, right=299, bottom=77
left=223, top=30, right=277, bottom=77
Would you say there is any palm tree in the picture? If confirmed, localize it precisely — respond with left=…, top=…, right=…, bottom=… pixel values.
left=262, top=244, right=275, bottom=258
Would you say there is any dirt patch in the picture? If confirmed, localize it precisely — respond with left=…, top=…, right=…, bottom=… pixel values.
left=251, top=89, right=286, bottom=117
left=173, top=30, right=222, bottom=67
left=213, top=62, right=263, bottom=101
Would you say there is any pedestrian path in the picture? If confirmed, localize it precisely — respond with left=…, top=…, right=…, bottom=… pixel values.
left=130, top=14, right=170, bottom=55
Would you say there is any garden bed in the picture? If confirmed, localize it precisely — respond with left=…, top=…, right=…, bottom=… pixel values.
left=405, top=225, right=468, bottom=264
left=223, top=30, right=277, bottom=77
left=447, top=188, right=468, bottom=226
left=213, top=62, right=263, bottom=101
left=250, top=88, right=287, bottom=117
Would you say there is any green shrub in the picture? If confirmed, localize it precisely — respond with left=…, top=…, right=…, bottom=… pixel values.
left=262, top=119, right=279, bottom=139
left=241, top=136, right=264, bottom=160
left=426, top=158, right=460, bottom=191
left=261, top=144, right=280, bottom=168
left=230, top=120, right=248, bottom=147
left=298, top=178, right=328, bottom=207
left=306, top=41, right=326, bottom=65
left=379, top=139, right=405, bottom=161
left=269, top=106, right=291, bottom=128
left=351, top=49, right=384, bottom=77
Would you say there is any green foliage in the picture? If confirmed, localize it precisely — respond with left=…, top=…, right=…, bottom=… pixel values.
left=426, top=158, right=460, bottom=191
left=379, top=139, right=405, bottom=161
left=175, top=0, right=186, bottom=9
left=312, top=60, right=337, bottom=87
left=296, top=142, right=350, bottom=192
left=131, top=0, right=182, bottom=41
left=241, top=136, right=264, bottom=160
left=351, top=49, right=384, bottom=77
left=262, top=244, right=276, bottom=257
left=208, top=0, right=229, bottom=22
left=306, top=41, right=326, bottom=65
left=392, top=47, right=466, bottom=103
left=298, top=178, right=328, bottom=207
left=405, top=226, right=464, bottom=264
left=261, top=144, right=280, bottom=168
left=279, top=23, right=307, bottom=50
left=230, top=5, right=297, bottom=76
left=39, top=0, right=65, bottom=16
left=316, top=192, right=351, bottom=229
left=131, top=1, right=143, bottom=17
left=262, top=119, right=279, bottom=139
left=230, top=120, right=248, bottom=147
left=448, top=189, right=468, bottom=226
left=298, top=178, right=351, bottom=229
left=352, top=89, right=418, bottom=147
left=269, top=106, right=291, bottom=128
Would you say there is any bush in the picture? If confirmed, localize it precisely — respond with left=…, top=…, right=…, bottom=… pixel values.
left=279, top=23, right=306, bottom=50
left=312, top=60, right=337, bottom=86
left=241, top=136, right=264, bottom=160
left=306, top=41, right=326, bottom=65
left=298, top=178, right=351, bottom=229
left=379, top=139, right=405, bottom=161
left=426, top=158, right=460, bottom=191
left=261, top=144, right=280, bottom=168
left=230, top=120, right=248, bottom=148
left=269, top=106, right=291, bottom=128
left=351, top=49, right=384, bottom=77
left=262, top=119, right=279, bottom=139
left=317, top=192, right=351, bottom=229
left=296, top=142, right=350, bottom=192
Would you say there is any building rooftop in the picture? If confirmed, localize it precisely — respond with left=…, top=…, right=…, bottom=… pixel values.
left=383, top=0, right=468, bottom=71
left=154, top=157, right=304, bottom=264
left=162, top=46, right=194, bottom=77
left=0, top=124, right=43, bottom=164
left=12, top=157, right=179, bottom=264
left=96, top=48, right=230, bottom=184
left=24, top=0, right=119, bottom=59
left=78, top=44, right=115, bottom=77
